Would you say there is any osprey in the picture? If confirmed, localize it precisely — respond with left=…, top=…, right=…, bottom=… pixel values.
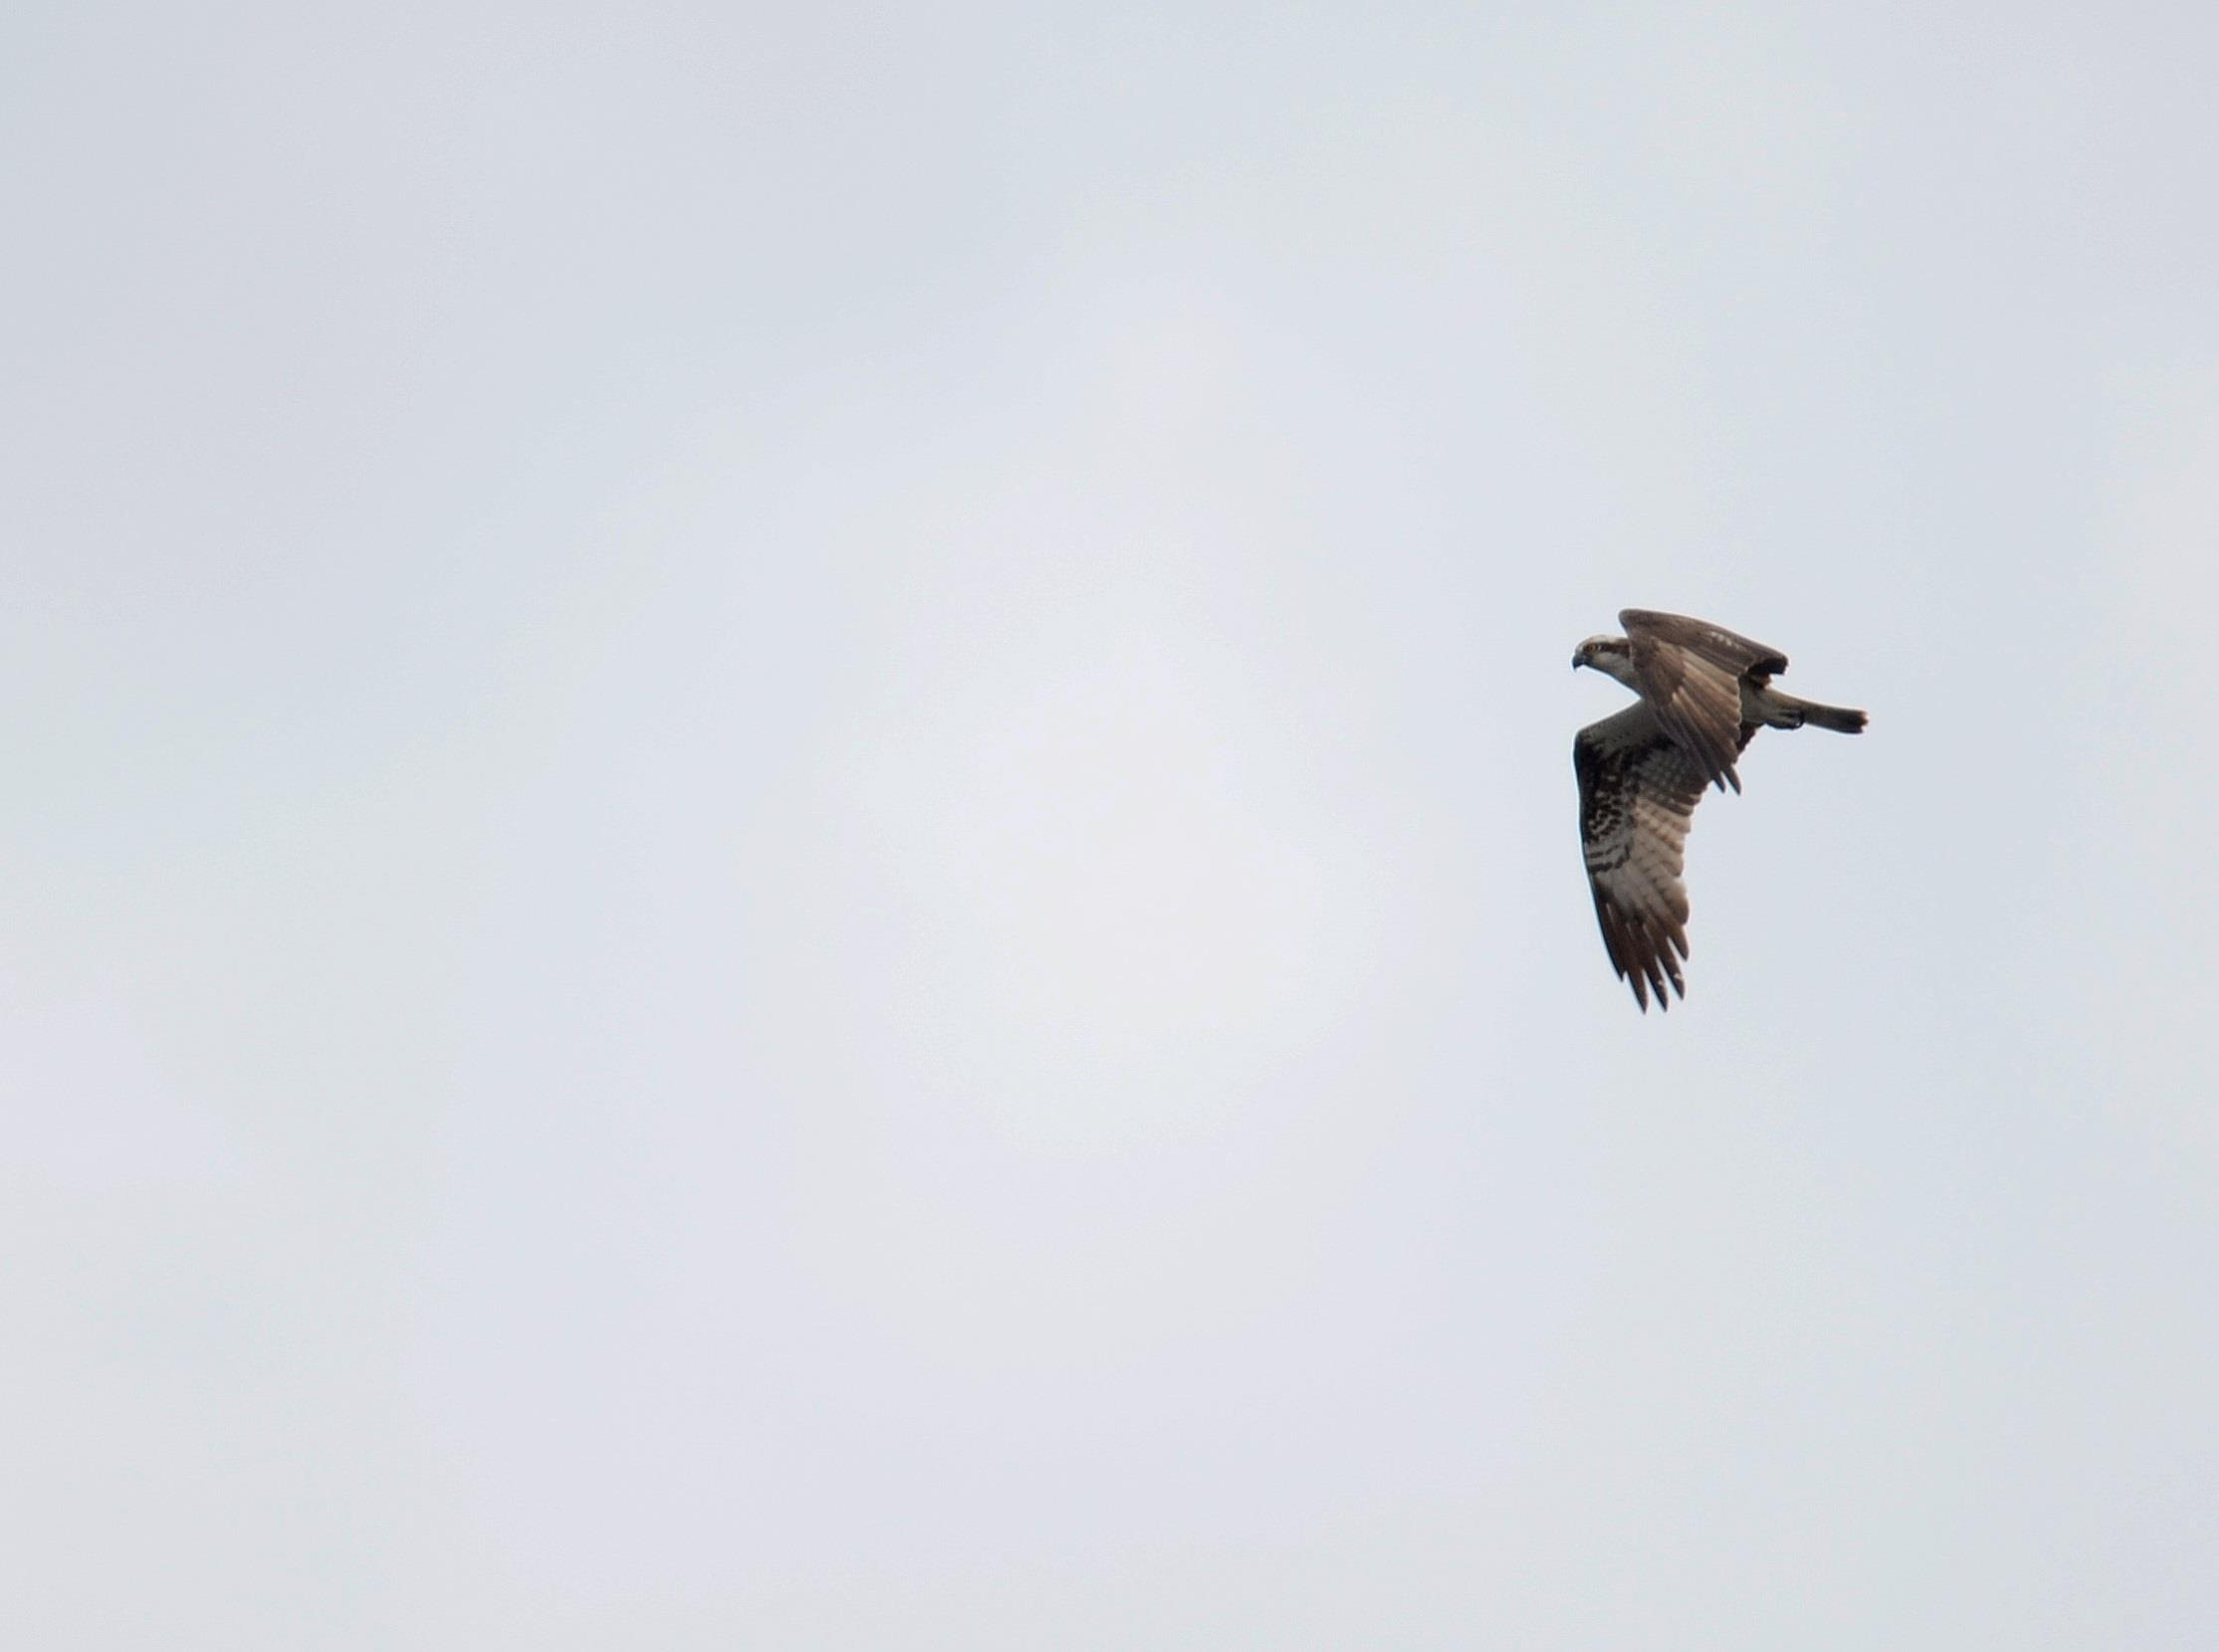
left=1572, top=609, right=1867, bottom=1011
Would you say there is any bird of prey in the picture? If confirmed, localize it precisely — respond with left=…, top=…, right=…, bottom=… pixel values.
left=1572, top=609, right=1866, bottom=1011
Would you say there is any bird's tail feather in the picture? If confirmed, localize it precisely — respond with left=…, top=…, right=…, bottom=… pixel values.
left=1775, top=694, right=1867, bottom=733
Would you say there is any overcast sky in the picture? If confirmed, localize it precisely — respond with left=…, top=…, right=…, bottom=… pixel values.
left=7, top=3, right=2218, bottom=1646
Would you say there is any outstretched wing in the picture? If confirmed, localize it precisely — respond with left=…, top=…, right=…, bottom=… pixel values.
left=1574, top=702, right=1740, bottom=1011
left=1620, top=609, right=1786, bottom=794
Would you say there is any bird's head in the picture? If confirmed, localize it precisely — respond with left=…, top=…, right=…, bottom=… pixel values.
left=1572, top=635, right=1622, bottom=672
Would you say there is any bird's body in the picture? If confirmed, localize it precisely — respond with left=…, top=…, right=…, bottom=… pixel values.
left=1572, top=609, right=1866, bottom=1010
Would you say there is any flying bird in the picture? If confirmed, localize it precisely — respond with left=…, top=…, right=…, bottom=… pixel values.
left=1572, top=609, right=1866, bottom=1011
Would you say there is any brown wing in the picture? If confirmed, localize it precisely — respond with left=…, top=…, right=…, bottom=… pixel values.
left=1619, top=609, right=1787, bottom=795
left=1573, top=703, right=1739, bottom=1011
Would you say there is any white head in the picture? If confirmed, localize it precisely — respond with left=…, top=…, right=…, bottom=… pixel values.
left=1572, top=632, right=1641, bottom=692
left=1572, top=634, right=1629, bottom=672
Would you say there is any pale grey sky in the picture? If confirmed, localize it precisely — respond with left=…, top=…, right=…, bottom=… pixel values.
left=7, top=3, right=2218, bottom=1647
